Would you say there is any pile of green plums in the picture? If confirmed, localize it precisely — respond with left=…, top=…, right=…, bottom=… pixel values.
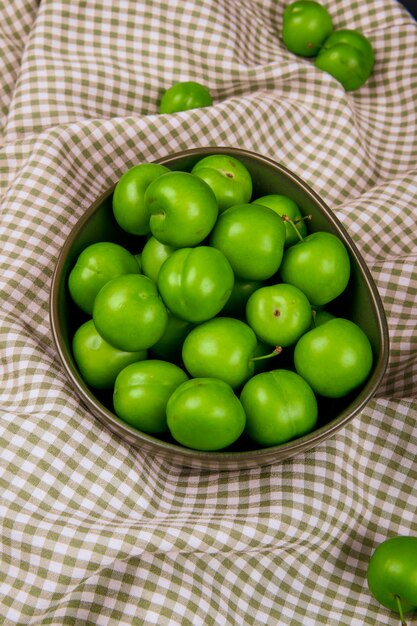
left=68, top=153, right=373, bottom=452
left=281, top=0, right=375, bottom=91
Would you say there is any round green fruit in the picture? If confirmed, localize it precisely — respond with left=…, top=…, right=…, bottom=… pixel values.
left=150, top=312, right=194, bottom=363
left=246, top=283, right=312, bottom=347
left=252, top=194, right=307, bottom=247
left=134, top=253, right=142, bottom=272
left=240, top=369, right=318, bottom=446
left=367, top=536, right=417, bottom=620
left=158, top=246, right=234, bottom=322
left=141, top=236, right=176, bottom=285
left=72, top=319, right=146, bottom=389
left=210, top=203, right=286, bottom=281
left=167, top=378, right=246, bottom=451
left=113, top=360, right=189, bottom=434
left=145, top=171, right=218, bottom=247
left=279, top=231, right=351, bottom=306
left=191, top=154, right=253, bottom=213
left=311, top=308, right=335, bottom=328
left=112, top=163, right=170, bottom=235
left=68, top=241, right=140, bottom=315
left=294, top=317, right=373, bottom=397
left=159, top=81, right=212, bottom=114
left=315, top=29, right=374, bottom=91
left=221, top=279, right=264, bottom=317
left=282, top=0, right=333, bottom=57
left=182, top=317, right=258, bottom=388
left=93, top=273, right=168, bottom=352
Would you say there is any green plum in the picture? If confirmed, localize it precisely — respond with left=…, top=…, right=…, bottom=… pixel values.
left=166, top=378, right=246, bottom=451
left=240, top=369, right=318, bottom=446
left=112, top=163, right=170, bottom=235
left=144, top=171, right=218, bottom=247
left=367, top=536, right=417, bottom=623
left=279, top=231, right=351, bottom=306
left=134, top=253, right=142, bottom=272
left=282, top=0, right=333, bottom=57
left=191, top=154, right=253, bottom=212
left=210, top=203, right=286, bottom=281
left=252, top=194, right=307, bottom=247
left=315, top=29, right=374, bottom=91
left=68, top=241, right=140, bottom=315
left=159, top=81, right=212, bottom=114
left=158, top=246, right=234, bottom=322
left=311, top=307, right=335, bottom=328
left=141, top=236, right=176, bottom=285
left=246, top=283, right=312, bottom=347
left=294, top=317, right=373, bottom=397
left=182, top=317, right=258, bottom=388
left=113, top=360, right=189, bottom=434
left=150, top=312, right=194, bottom=362
left=221, top=279, right=264, bottom=317
left=93, top=273, right=168, bottom=352
left=72, top=319, right=146, bottom=389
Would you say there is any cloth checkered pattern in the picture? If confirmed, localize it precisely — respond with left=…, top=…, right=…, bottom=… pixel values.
left=1, top=1, right=416, bottom=624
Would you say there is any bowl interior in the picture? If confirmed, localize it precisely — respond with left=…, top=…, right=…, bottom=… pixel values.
left=50, top=147, right=389, bottom=470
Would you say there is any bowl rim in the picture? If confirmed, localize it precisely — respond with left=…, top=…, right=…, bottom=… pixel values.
left=50, top=146, right=390, bottom=469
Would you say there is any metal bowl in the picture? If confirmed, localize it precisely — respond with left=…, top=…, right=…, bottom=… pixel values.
left=50, top=147, right=389, bottom=470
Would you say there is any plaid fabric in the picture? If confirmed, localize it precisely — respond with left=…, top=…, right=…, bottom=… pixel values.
left=1, top=1, right=416, bottom=624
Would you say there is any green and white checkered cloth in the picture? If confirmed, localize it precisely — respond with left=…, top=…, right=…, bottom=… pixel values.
left=1, top=1, right=416, bottom=624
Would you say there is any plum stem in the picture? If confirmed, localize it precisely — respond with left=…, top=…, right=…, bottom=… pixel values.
left=281, top=214, right=312, bottom=243
left=394, top=595, right=407, bottom=626
left=251, top=346, right=282, bottom=362
left=294, top=214, right=312, bottom=223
